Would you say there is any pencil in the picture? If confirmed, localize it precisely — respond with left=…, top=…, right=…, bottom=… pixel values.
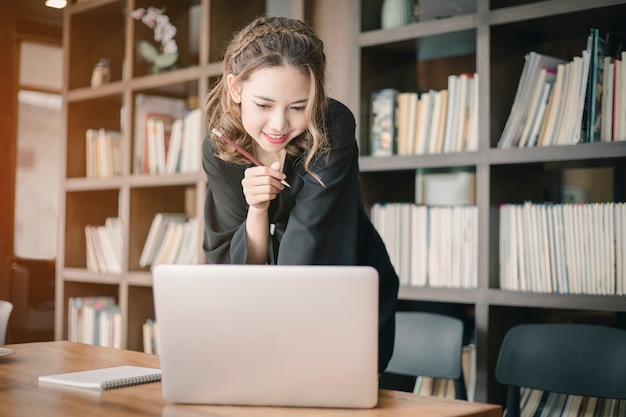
left=211, top=128, right=291, bottom=188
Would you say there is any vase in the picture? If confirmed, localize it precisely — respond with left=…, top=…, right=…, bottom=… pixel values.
left=381, top=0, right=415, bottom=29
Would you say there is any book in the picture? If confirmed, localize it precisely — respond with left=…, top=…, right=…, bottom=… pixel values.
left=369, top=88, right=398, bottom=156
left=39, top=366, right=161, bottom=390
left=133, top=94, right=186, bottom=174
left=180, top=108, right=203, bottom=172
left=139, top=213, right=187, bottom=268
left=498, top=51, right=567, bottom=148
left=584, top=29, right=612, bottom=143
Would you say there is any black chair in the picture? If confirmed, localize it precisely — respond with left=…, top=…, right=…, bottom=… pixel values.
left=379, top=311, right=467, bottom=400
left=495, top=323, right=626, bottom=417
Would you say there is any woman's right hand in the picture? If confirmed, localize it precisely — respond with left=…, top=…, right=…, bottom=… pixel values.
left=241, top=161, right=286, bottom=210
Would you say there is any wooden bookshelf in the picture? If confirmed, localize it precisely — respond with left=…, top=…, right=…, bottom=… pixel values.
left=311, top=0, right=626, bottom=406
left=58, top=0, right=626, bottom=407
left=55, top=0, right=274, bottom=352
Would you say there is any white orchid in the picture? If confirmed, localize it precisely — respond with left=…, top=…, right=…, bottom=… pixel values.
left=131, top=7, right=178, bottom=73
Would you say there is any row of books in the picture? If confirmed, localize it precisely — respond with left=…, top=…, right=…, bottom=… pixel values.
left=498, top=28, right=626, bottom=148
left=85, top=128, right=123, bottom=178
left=142, top=319, right=160, bottom=355
left=369, top=72, right=479, bottom=157
left=371, top=203, right=478, bottom=289
left=499, top=202, right=625, bottom=295
left=68, top=296, right=121, bottom=348
left=85, top=217, right=123, bottom=274
left=134, top=94, right=203, bottom=175
left=139, top=213, right=200, bottom=268
left=517, top=388, right=626, bottom=417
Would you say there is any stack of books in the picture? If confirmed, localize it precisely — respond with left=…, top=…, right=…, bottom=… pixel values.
left=369, top=72, right=479, bottom=157
left=498, top=28, right=626, bottom=148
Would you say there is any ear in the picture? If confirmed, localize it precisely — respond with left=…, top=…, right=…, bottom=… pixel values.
left=226, top=74, right=242, bottom=104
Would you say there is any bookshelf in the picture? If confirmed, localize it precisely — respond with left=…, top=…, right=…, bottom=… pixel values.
left=310, top=0, right=626, bottom=406
left=57, top=0, right=626, bottom=407
left=55, top=0, right=272, bottom=352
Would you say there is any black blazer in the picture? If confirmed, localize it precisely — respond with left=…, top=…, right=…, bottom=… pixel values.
left=202, top=98, right=399, bottom=372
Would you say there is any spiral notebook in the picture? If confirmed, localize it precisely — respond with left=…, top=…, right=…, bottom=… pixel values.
left=39, top=365, right=161, bottom=390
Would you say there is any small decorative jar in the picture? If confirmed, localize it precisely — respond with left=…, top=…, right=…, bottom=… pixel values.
left=91, top=58, right=110, bottom=88
left=381, top=0, right=415, bottom=29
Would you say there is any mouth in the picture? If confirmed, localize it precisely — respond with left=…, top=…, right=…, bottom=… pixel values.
left=263, top=132, right=289, bottom=144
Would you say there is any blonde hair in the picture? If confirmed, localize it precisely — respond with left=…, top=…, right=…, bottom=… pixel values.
left=204, top=16, right=329, bottom=183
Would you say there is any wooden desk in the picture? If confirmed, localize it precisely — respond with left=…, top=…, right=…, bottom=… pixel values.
left=0, top=341, right=501, bottom=417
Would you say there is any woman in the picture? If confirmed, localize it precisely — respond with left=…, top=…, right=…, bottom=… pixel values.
left=202, top=15, right=399, bottom=372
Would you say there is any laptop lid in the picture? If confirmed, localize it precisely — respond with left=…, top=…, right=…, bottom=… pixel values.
left=152, top=264, right=379, bottom=408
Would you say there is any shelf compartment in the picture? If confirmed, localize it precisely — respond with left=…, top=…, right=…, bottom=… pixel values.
left=128, top=185, right=196, bottom=271
left=132, top=0, right=202, bottom=78
left=66, top=94, right=125, bottom=179
left=207, top=1, right=266, bottom=62
left=361, top=0, right=478, bottom=33
left=489, top=2, right=626, bottom=147
left=64, top=189, right=121, bottom=269
left=360, top=30, right=476, bottom=154
left=127, top=285, right=155, bottom=352
left=61, top=281, right=119, bottom=341
left=67, top=0, right=126, bottom=90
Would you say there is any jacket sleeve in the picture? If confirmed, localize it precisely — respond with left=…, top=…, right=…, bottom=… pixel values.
left=277, top=103, right=360, bottom=265
left=202, top=135, right=250, bottom=264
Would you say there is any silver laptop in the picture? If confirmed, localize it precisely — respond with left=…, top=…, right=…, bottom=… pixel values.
left=152, top=264, right=379, bottom=408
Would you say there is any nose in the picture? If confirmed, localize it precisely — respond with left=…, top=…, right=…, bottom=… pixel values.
left=267, top=109, right=288, bottom=132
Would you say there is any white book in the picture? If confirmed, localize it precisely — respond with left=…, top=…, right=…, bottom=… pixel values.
left=414, top=91, right=432, bottom=155
left=614, top=204, right=621, bottom=294
left=410, top=204, right=428, bottom=287
left=571, top=49, right=592, bottom=144
left=405, top=92, right=418, bottom=155
left=536, top=64, right=563, bottom=147
left=543, top=63, right=570, bottom=146
left=525, top=81, right=553, bottom=148
left=84, top=225, right=99, bottom=273
left=175, top=218, right=197, bottom=264
left=166, top=118, right=184, bottom=173
left=499, top=52, right=567, bottom=148
left=465, top=73, right=479, bottom=151
left=139, top=213, right=187, bottom=268
left=613, top=59, right=622, bottom=141
left=134, top=94, right=186, bottom=174
left=180, top=108, right=203, bottom=172
left=422, top=90, right=437, bottom=154
left=427, top=90, right=444, bottom=154
left=442, top=74, right=459, bottom=153
left=614, top=51, right=626, bottom=142
left=434, top=89, right=448, bottom=154
left=455, top=74, right=471, bottom=152
left=96, top=225, right=122, bottom=274
left=556, top=56, right=583, bottom=145
left=395, top=92, right=412, bottom=156
left=601, top=58, right=614, bottom=142
left=39, top=366, right=161, bottom=390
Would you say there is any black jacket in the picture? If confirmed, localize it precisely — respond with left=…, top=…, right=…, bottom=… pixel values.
left=202, top=98, right=399, bottom=372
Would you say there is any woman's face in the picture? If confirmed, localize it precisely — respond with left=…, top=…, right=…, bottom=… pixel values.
left=228, top=65, right=310, bottom=158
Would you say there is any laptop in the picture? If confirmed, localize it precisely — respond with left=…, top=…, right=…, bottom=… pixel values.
left=152, top=264, right=379, bottom=408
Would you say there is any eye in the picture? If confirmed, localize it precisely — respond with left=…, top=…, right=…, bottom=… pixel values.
left=290, top=106, right=306, bottom=112
left=254, top=102, right=271, bottom=110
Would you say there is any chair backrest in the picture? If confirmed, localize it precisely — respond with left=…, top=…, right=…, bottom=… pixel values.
left=0, top=300, right=14, bottom=345
left=383, top=311, right=467, bottom=400
left=495, top=323, right=626, bottom=417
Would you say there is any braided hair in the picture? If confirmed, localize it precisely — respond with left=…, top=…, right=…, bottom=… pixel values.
left=204, top=16, right=329, bottom=183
